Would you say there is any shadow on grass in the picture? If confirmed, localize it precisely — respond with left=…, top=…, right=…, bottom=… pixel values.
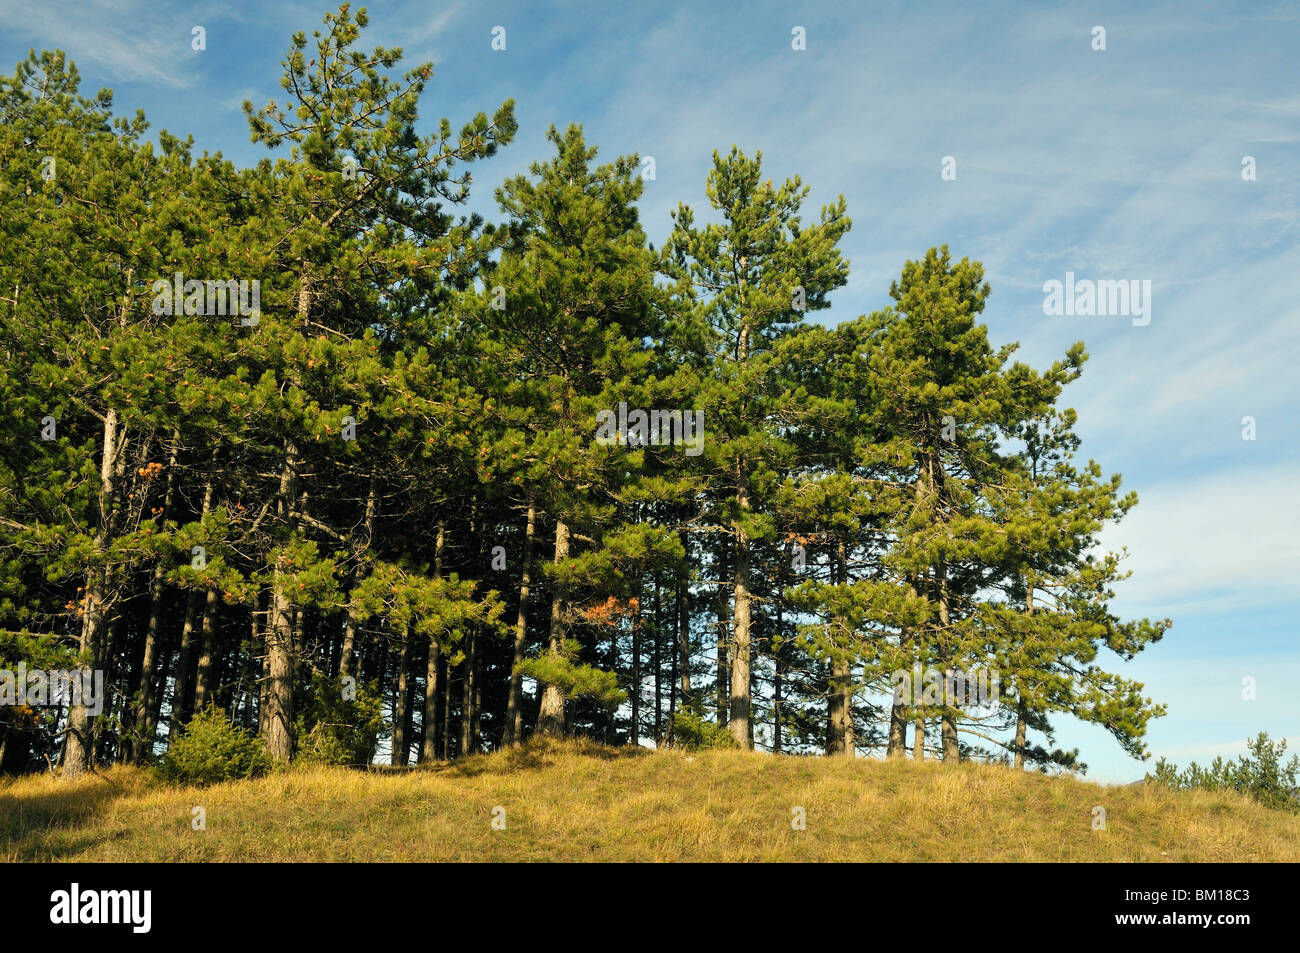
left=0, top=770, right=140, bottom=860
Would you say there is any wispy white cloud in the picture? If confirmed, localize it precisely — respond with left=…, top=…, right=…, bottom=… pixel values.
left=0, top=0, right=212, bottom=87
left=1101, top=462, right=1300, bottom=616
left=410, top=2, right=464, bottom=42
left=1156, top=737, right=1300, bottom=759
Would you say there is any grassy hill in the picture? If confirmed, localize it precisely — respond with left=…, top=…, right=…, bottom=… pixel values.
left=4, top=739, right=1298, bottom=862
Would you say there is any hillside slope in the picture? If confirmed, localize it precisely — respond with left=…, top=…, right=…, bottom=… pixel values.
left=4, top=739, right=1298, bottom=862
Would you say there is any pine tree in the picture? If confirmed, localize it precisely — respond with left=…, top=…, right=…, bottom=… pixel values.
left=0, top=50, right=210, bottom=776
left=986, top=406, right=1170, bottom=768
left=237, top=3, right=515, bottom=760
left=470, top=123, right=665, bottom=736
left=863, top=247, right=1059, bottom=762
left=663, top=147, right=851, bottom=748
left=779, top=320, right=920, bottom=757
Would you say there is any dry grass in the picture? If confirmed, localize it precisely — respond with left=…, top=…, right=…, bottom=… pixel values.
left=3, top=738, right=1298, bottom=862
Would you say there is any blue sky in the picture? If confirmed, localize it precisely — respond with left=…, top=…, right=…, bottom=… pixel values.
left=4, top=0, right=1296, bottom=782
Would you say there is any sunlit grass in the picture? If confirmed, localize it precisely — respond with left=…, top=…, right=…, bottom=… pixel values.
left=3, top=738, right=1297, bottom=861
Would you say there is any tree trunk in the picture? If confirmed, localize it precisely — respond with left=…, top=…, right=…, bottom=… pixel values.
left=1014, top=697, right=1028, bottom=770
left=913, top=715, right=925, bottom=761
left=728, top=313, right=754, bottom=750
left=826, top=538, right=854, bottom=757
left=61, top=566, right=106, bottom=777
left=264, top=577, right=295, bottom=762
left=504, top=504, right=535, bottom=746
left=421, top=642, right=440, bottom=763
left=941, top=707, right=960, bottom=762
left=130, top=435, right=180, bottom=763
left=729, top=506, right=753, bottom=749
left=652, top=576, right=662, bottom=745
left=339, top=603, right=360, bottom=682
left=145, top=641, right=172, bottom=755
left=631, top=582, right=641, bottom=747
left=130, top=564, right=166, bottom=764
left=463, top=508, right=484, bottom=753
left=938, top=560, right=959, bottom=764
left=243, top=602, right=260, bottom=731
left=1015, top=584, right=1034, bottom=769
left=64, top=281, right=134, bottom=778
left=677, top=571, right=691, bottom=706
left=773, top=595, right=784, bottom=755
left=261, top=438, right=299, bottom=763
left=887, top=699, right=908, bottom=759
left=665, top=599, right=678, bottom=748
left=536, top=519, right=570, bottom=737
left=460, top=631, right=476, bottom=755
left=440, top=649, right=452, bottom=759
left=827, top=656, right=854, bottom=757
left=93, top=602, right=126, bottom=763
left=259, top=271, right=312, bottom=763
left=191, top=584, right=221, bottom=712
left=169, top=479, right=216, bottom=743
left=393, top=627, right=412, bottom=766
left=420, top=520, right=446, bottom=762
left=339, top=475, right=376, bottom=681
left=604, top=601, right=617, bottom=746
left=472, top=660, right=482, bottom=751
left=63, top=408, right=122, bottom=779
left=256, top=591, right=269, bottom=733
left=715, top=540, right=729, bottom=726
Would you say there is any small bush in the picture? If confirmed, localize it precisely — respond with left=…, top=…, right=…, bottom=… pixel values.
left=670, top=708, right=736, bottom=750
left=159, top=706, right=273, bottom=785
left=293, top=672, right=387, bottom=766
left=1150, top=731, right=1300, bottom=812
left=518, top=641, right=626, bottom=709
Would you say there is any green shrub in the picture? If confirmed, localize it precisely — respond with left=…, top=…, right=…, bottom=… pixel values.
left=518, top=640, right=626, bottom=710
left=159, top=706, right=273, bottom=785
left=670, top=708, right=736, bottom=750
left=1150, top=731, right=1300, bottom=812
left=292, top=672, right=387, bottom=766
